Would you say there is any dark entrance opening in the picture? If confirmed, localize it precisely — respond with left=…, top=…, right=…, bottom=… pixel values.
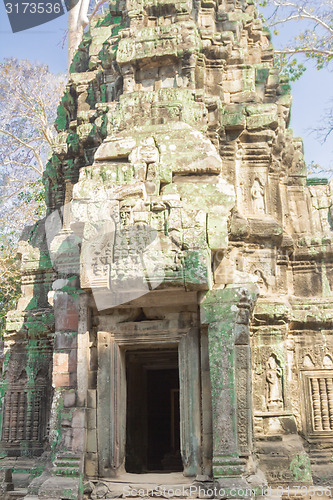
left=125, top=349, right=182, bottom=473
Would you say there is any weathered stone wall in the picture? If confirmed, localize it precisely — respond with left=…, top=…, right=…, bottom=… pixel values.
left=1, top=0, right=333, bottom=497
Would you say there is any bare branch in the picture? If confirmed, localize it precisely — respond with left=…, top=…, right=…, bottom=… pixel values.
left=0, top=129, right=44, bottom=175
left=268, top=1, right=333, bottom=34
left=275, top=48, right=333, bottom=57
left=88, top=0, right=108, bottom=22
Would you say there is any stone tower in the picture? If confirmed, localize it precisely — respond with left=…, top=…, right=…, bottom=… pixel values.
left=1, top=0, right=333, bottom=497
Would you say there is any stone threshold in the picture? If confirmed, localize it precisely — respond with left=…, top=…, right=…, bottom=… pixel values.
left=85, top=473, right=215, bottom=499
left=84, top=473, right=268, bottom=499
left=108, top=472, right=194, bottom=485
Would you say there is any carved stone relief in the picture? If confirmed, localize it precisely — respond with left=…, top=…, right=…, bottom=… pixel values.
left=266, top=354, right=283, bottom=411
left=251, top=178, right=265, bottom=214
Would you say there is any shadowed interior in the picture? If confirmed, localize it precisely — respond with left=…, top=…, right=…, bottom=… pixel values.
left=126, top=349, right=182, bottom=473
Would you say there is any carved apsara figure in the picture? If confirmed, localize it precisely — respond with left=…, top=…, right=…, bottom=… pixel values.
left=266, top=355, right=283, bottom=410
left=251, top=178, right=265, bottom=214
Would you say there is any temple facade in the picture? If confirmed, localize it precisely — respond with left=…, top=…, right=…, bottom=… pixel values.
left=1, top=0, right=333, bottom=498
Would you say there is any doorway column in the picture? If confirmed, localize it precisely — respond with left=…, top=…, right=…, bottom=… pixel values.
left=97, top=332, right=126, bottom=477
left=200, top=286, right=257, bottom=480
left=179, top=327, right=201, bottom=477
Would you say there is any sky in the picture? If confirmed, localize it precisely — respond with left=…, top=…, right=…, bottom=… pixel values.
left=0, top=2, right=332, bottom=176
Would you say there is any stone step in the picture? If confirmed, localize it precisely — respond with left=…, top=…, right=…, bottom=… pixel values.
left=256, top=497, right=281, bottom=500
left=310, top=452, right=333, bottom=464
left=53, top=453, right=81, bottom=476
left=7, top=489, right=28, bottom=499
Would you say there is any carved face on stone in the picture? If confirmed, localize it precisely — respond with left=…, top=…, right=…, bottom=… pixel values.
left=129, top=137, right=159, bottom=165
left=268, top=356, right=277, bottom=369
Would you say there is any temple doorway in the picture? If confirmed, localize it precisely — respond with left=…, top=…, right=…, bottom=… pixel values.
left=96, top=321, right=203, bottom=478
left=125, top=349, right=182, bottom=473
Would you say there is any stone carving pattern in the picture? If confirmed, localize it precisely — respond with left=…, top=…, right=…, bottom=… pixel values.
left=209, top=321, right=236, bottom=455
left=236, top=346, right=250, bottom=454
left=2, top=388, right=46, bottom=442
left=309, top=377, right=333, bottom=431
left=251, top=178, right=265, bottom=214
left=253, top=344, right=285, bottom=412
left=266, top=354, right=283, bottom=411
left=301, top=347, right=333, bottom=369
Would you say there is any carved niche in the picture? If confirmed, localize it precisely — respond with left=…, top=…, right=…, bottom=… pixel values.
left=299, top=346, right=333, bottom=441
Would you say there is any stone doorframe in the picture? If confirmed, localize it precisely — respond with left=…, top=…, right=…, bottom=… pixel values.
left=95, top=319, right=202, bottom=478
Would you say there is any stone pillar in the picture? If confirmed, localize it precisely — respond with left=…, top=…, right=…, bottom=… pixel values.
left=0, top=225, right=55, bottom=459
left=234, top=292, right=254, bottom=457
left=179, top=327, right=201, bottom=477
left=200, top=285, right=257, bottom=481
left=97, top=331, right=126, bottom=477
left=36, top=287, right=85, bottom=499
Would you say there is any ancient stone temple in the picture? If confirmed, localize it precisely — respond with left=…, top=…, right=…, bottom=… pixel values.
left=1, top=0, right=333, bottom=498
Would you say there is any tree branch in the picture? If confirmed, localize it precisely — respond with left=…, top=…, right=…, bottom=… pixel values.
left=269, top=2, right=333, bottom=34
left=0, top=129, right=44, bottom=175
left=275, top=48, right=333, bottom=57
left=88, top=0, right=108, bottom=22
